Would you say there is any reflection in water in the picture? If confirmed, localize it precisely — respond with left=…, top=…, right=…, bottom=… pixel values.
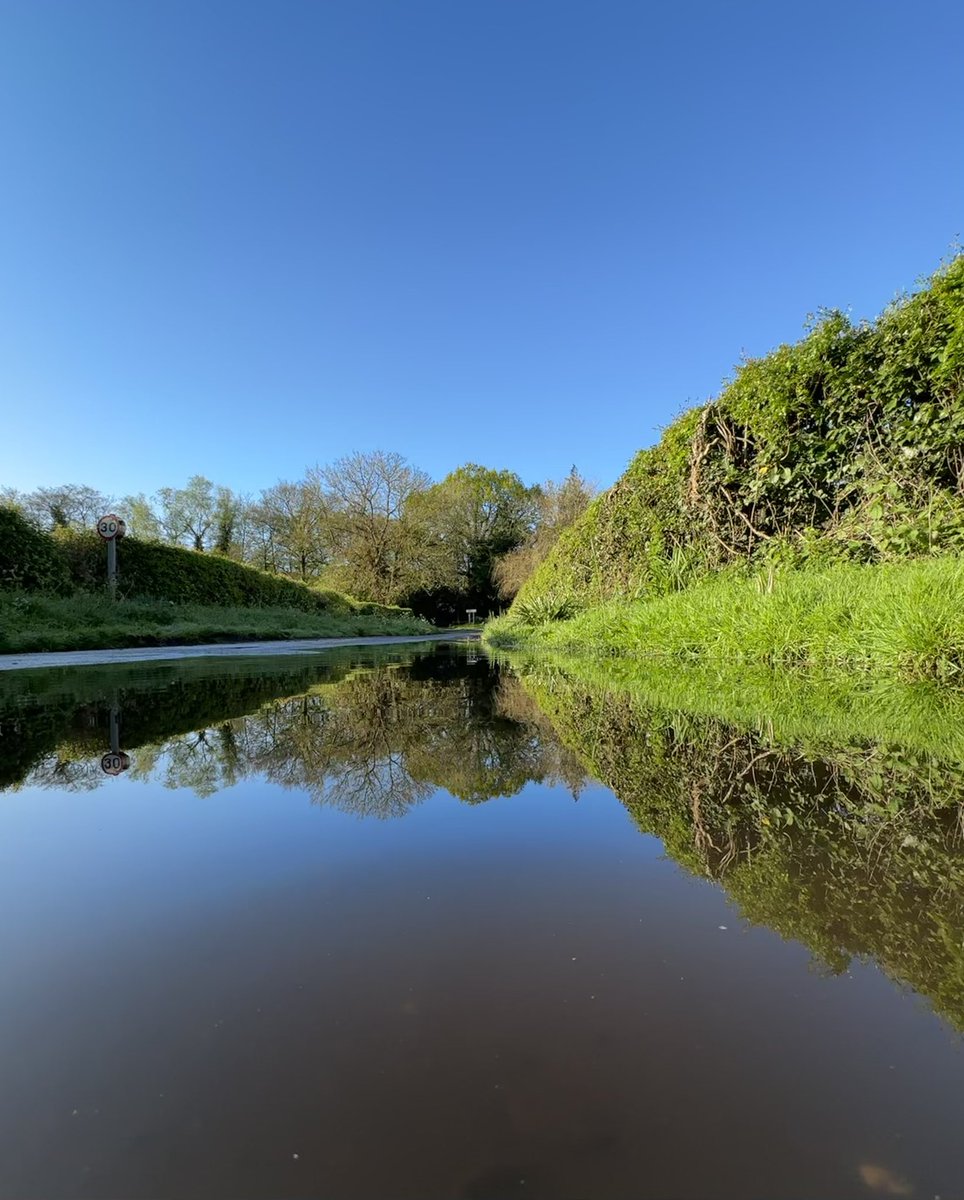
left=513, top=659, right=964, bottom=1034
left=100, top=703, right=130, bottom=776
left=0, top=643, right=963, bottom=1199
left=0, top=647, right=584, bottom=814
left=4, top=645, right=964, bottom=1027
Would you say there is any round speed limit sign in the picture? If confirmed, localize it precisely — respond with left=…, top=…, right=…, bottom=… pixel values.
left=101, top=751, right=131, bottom=776
left=96, top=514, right=126, bottom=540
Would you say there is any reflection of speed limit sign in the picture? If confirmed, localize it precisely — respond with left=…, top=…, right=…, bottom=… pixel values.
left=96, top=514, right=127, bottom=540
left=101, top=751, right=131, bottom=776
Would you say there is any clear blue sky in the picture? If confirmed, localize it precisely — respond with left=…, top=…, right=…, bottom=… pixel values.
left=1, top=0, right=961, bottom=498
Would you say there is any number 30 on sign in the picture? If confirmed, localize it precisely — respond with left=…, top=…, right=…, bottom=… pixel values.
left=101, top=751, right=131, bottom=776
left=97, top=514, right=127, bottom=540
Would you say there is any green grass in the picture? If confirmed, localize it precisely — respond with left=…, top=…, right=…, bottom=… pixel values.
left=0, top=592, right=435, bottom=654
left=486, top=558, right=964, bottom=680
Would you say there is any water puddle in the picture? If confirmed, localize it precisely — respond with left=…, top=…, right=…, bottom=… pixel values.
left=0, top=643, right=960, bottom=1198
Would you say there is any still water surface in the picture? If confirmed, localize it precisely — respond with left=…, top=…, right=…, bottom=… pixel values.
left=0, top=643, right=961, bottom=1199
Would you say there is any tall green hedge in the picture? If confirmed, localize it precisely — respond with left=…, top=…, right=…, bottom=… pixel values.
left=0, top=507, right=72, bottom=593
left=514, top=255, right=964, bottom=612
left=0, top=516, right=411, bottom=617
left=60, top=533, right=342, bottom=610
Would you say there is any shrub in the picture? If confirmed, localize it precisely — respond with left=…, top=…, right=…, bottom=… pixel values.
left=514, top=594, right=579, bottom=624
left=0, top=506, right=71, bottom=593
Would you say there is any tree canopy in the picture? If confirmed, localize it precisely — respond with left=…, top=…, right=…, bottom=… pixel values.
left=3, top=454, right=592, bottom=617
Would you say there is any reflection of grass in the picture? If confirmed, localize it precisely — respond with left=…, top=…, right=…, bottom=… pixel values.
left=0, top=592, right=434, bottom=654
left=501, top=652, right=964, bottom=763
left=506, top=657, right=964, bottom=1032
left=486, top=559, right=964, bottom=681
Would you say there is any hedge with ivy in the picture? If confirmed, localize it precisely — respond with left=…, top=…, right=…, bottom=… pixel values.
left=514, top=256, right=964, bottom=612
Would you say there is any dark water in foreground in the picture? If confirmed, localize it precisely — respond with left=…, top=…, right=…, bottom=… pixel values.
left=0, top=643, right=962, bottom=1200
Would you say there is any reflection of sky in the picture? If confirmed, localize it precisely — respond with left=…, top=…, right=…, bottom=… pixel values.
left=0, top=774, right=638, bottom=994
left=1, top=769, right=963, bottom=1198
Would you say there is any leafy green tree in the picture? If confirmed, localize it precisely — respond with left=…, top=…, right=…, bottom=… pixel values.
left=155, top=475, right=218, bottom=551
left=121, top=493, right=164, bottom=541
left=413, top=464, right=540, bottom=615
left=221, top=492, right=260, bottom=562
left=256, top=477, right=330, bottom=580
left=213, top=486, right=240, bottom=555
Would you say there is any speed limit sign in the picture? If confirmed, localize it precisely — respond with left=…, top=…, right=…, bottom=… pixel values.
left=101, top=751, right=131, bottom=776
left=97, top=514, right=126, bottom=540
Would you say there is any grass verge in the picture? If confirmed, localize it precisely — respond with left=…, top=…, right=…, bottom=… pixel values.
left=486, top=558, right=964, bottom=680
left=0, top=592, right=434, bottom=654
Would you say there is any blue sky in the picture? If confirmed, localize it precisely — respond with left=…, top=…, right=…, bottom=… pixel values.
left=1, top=0, right=961, bottom=499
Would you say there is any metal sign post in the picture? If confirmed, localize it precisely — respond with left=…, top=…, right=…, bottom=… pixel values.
left=96, top=514, right=127, bottom=600
left=106, top=537, right=117, bottom=600
left=101, top=698, right=131, bottom=775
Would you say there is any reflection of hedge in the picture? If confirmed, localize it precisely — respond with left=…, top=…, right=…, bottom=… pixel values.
left=0, top=651, right=368, bottom=790
left=1, top=519, right=410, bottom=616
left=0, top=507, right=71, bottom=593
left=0, top=647, right=572, bottom=809
left=518, top=662, right=964, bottom=1032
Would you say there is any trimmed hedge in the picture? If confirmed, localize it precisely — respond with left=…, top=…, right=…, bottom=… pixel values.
left=1, top=517, right=413, bottom=618
left=61, top=532, right=341, bottom=610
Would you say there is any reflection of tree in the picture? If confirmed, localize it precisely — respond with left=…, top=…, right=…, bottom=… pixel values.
left=17, top=749, right=105, bottom=793
left=2, top=649, right=587, bottom=820
left=235, top=682, right=433, bottom=817
left=404, top=672, right=586, bottom=802
left=226, top=666, right=582, bottom=816
left=161, top=728, right=238, bottom=798
left=518, top=663, right=964, bottom=1032
left=0, top=649, right=409, bottom=791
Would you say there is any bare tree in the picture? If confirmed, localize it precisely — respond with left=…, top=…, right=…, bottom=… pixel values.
left=320, top=451, right=432, bottom=603
left=19, top=484, right=114, bottom=531
left=258, top=477, right=330, bottom=580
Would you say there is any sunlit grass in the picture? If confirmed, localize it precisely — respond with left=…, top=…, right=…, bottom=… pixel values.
left=0, top=592, right=434, bottom=654
left=486, top=558, right=964, bottom=681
